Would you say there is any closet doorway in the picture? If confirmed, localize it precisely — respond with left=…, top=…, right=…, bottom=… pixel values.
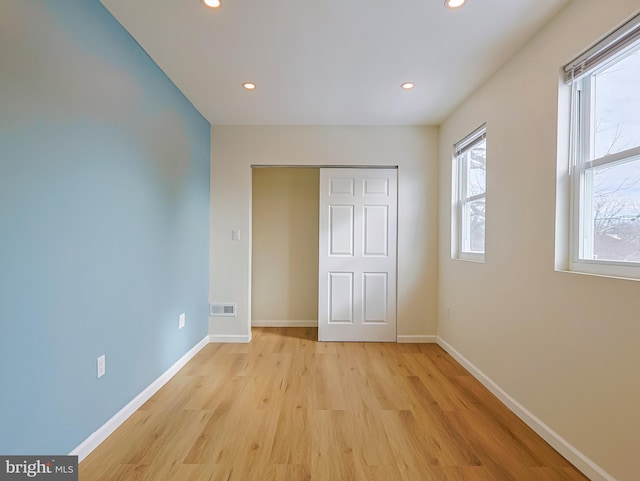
left=251, top=167, right=320, bottom=329
left=251, top=166, right=398, bottom=342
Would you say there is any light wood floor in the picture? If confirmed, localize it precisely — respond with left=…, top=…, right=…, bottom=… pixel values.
left=79, top=328, right=588, bottom=481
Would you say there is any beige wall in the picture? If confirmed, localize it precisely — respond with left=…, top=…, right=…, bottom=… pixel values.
left=438, top=2, right=640, bottom=480
left=251, top=168, right=319, bottom=322
left=210, top=125, right=439, bottom=340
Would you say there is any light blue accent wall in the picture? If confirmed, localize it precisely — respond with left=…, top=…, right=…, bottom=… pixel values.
left=0, top=0, right=210, bottom=454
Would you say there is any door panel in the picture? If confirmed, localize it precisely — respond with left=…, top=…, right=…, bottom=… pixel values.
left=329, top=205, right=354, bottom=256
left=364, top=178, right=389, bottom=195
left=363, top=272, right=387, bottom=323
left=330, top=177, right=355, bottom=196
left=319, top=168, right=397, bottom=342
left=328, top=272, right=354, bottom=323
left=363, top=205, right=388, bottom=256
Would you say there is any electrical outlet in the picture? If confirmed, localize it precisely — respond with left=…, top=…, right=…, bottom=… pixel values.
left=179, top=313, right=186, bottom=329
left=97, top=355, right=106, bottom=379
left=231, top=230, right=240, bottom=241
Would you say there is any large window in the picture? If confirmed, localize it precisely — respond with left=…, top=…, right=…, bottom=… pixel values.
left=453, top=125, right=486, bottom=261
left=565, top=14, right=640, bottom=276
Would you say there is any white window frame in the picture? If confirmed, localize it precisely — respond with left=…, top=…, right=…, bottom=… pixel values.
left=565, top=13, right=640, bottom=278
left=453, top=124, right=486, bottom=262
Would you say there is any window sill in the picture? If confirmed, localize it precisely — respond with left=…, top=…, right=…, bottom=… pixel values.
left=454, top=254, right=485, bottom=263
left=557, top=262, right=640, bottom=282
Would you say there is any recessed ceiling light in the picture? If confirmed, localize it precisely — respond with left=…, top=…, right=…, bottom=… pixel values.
left=201, top=0, right=221, bottom=8
left=445, top=0, right=466, bottom=8
left=401, top=82, right=415, bottom=90
left=243, top=82, right=257, bottom=90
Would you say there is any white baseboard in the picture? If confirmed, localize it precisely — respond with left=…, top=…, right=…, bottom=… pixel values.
left=209, top=333, right=252, bottom=343
left=69, top=335, right=210, bottom=462
left=397, top=335, right=438, bottom=343
left=436, top=337, right=616, bottom=481
left=251, top=320, right=318, bottom=327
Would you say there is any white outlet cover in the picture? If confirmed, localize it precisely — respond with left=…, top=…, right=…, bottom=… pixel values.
left=179, top=313, right=186, bottom=329
left=97, top=355, right=106, bottom=379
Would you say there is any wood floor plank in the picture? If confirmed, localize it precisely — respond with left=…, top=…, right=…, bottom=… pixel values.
left=269, top=406, right=310, bottom=465
left=79, top=327, right=589, bottom=481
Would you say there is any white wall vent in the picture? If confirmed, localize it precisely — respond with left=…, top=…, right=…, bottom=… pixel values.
left=209, top=303, right=237, bottom=317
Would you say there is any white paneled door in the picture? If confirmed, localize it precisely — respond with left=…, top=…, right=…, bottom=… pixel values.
left=318, top=168, right=397, bottom=341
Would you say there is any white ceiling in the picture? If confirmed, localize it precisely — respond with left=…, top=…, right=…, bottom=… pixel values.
left=100, top=0, right=570, bottom=126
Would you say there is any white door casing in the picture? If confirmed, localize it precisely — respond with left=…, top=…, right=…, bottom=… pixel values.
left=318, top=168, right=397, bottom=341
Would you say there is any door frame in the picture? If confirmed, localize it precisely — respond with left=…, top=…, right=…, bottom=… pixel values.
left=249, top=165, right=399, bottom=340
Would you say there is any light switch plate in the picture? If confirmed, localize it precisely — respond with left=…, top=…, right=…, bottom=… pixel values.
left=97, top=355, right=106, bottom=378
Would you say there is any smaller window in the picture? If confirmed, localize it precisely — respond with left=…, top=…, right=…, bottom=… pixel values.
left=453, top=125, right=487, bottom=261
